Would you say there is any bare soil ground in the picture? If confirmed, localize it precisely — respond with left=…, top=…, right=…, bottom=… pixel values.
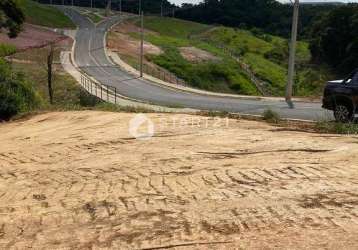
left=0, top=111, right=358, bottom=249
left=0, top=23, right=71, bottom=50
left=180, top=47, right=219, bottom=63
left=108, top=22, right=162, bottom=58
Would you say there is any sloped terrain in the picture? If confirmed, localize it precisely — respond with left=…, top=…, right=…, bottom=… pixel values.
left=19, top=0, right=75, bottom=28
left=109, top=16, right=334, bottom=97
left=0, top=23, right=70, bottom=51
left=0, top=111, right=357, bottom=249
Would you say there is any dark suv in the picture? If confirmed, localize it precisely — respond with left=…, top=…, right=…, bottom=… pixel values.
left=322, top=69, right=358, bottom=122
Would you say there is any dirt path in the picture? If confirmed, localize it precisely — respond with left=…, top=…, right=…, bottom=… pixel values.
left=0, top=111, right=357, bottom=249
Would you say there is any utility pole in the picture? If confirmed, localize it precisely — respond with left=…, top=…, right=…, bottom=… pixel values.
left=139, top=0, right=141, bottom=16
left=90, top=0, right=93, bottom=8
left=119, top=0, right=122, bottom=16
left=285, top=0, right=299, bottom=108
left=71, top=0, right=74, bottom=6
left=106, top=0, right=112, bottom=17
left=140, top=11, right=144, bottom=78
left=161, top=0, right=163, bottom=17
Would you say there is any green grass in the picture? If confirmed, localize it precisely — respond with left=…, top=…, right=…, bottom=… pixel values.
left=128, top=17, right=259, bottom=95
left=315, top=121, right=358, bottom=135
left=84, top=12, right=103, bottom=24
left=243, top=53, right=287, bottom=91
left=0, top=44, right=17, bottom=57
left=18, top=0, right=75, bottom=28
left=11, top=47, right=82, bottom=106
left=126, top=16, right=333, bottom=97
left=140, top=17, right=211, bottom=38
left=201, top=27, right=274, bottom=54
left=197, top=26, right=323, bottom=95
left=149, top=46, right=257, bottom=95
left=0, top=58, right=41, bottom=120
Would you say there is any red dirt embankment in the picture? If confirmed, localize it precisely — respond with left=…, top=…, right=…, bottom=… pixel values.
left=0, top=23, right=71, bottom=51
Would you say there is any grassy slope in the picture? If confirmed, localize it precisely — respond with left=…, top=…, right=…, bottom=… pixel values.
left=132, top=16, right=332, bottom=96
left=18, top=0, right=75, bottom=28
left=134, top=17, right=258, bottom=95
left=11, top=47, right=81, bottom=107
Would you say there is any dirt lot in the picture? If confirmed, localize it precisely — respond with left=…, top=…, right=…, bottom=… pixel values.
left=0, top=111, right=358, bottom=249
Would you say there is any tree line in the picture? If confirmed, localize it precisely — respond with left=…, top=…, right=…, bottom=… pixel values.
left=309, top=4, right=358, bottom=75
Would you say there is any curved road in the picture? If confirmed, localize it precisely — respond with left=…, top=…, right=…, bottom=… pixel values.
left=61, top=7, right=332, bottom=121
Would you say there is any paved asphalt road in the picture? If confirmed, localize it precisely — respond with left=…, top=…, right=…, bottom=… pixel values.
left=60, top=7, right=333, bottom=121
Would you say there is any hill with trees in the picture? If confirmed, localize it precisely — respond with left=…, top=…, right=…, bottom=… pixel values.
left=175, top=0, right=340, bottom=38
left=309, top=4, right=358, bottom=76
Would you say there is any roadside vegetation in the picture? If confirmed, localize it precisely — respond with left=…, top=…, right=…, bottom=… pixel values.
left=0, top=48, right=40, bottom=120
left=315, top=121, right=358, bottom=135
left=263, top=108, right=281, bottom=124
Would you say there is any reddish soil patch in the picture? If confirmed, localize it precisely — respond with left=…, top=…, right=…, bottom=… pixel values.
left=0, top=23, right=72, bottom=51
left=108, top=22, right=162, bottom=58
left=180, top=46, right=219, bottom=63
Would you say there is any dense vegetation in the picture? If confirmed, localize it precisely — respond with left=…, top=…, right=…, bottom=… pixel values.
left=309, top=4, right=358, bottom=76
left=0, top=55, right=41, bottom=121
left=176, top=0, right=341, bottom=38
left=0, top=0, right=25, bottom=37
left=0, top=1, right=38, bottom=121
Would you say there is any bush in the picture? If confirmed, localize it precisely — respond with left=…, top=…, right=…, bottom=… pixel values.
left=263, top=108, right=280, bottom=123
left=264, top=44, right=288, bottom=65
left=79, top=89, right=102, bottom=107
left=0, top=60, right=40, bottom=120
left=315, top=121, right=358, bottom=134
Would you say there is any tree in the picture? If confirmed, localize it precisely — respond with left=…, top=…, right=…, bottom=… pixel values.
left=175, top=0, right=339, bottom=38
left=309, top=4, right=358, bottom=75
left=0, top=0, right=25, bottom=38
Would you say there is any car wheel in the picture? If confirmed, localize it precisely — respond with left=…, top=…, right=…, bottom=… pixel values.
left=334, top=104, right=353, bottom=123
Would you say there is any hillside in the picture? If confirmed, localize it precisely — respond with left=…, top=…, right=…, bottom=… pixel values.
left=108, top=16, right=333, bottom=97
left=18, top=0, right=75, bottom=28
